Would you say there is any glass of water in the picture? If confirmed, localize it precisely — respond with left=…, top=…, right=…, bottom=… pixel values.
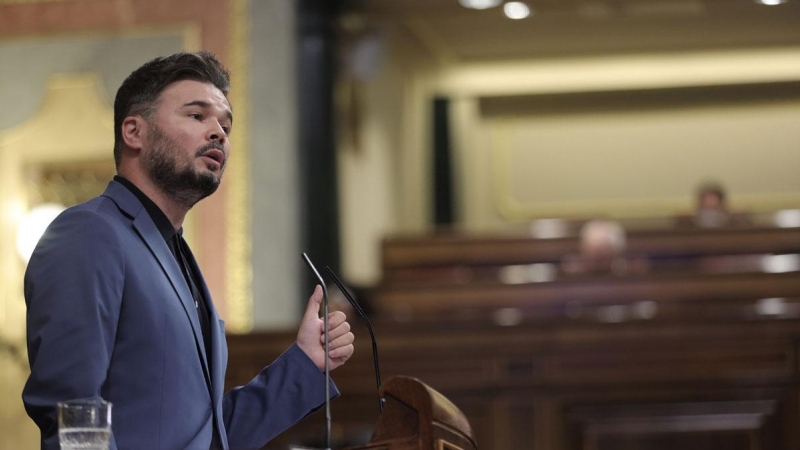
left=57, top=398, right=111, bottom=450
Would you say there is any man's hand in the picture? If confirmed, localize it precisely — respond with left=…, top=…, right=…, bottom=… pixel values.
left=297, top=285, right=355, bottom=371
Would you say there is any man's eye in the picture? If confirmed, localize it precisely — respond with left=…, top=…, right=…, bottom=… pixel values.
left=222, top=127, right=231, bottom=134
left=190, top=113, right=202, bottom=120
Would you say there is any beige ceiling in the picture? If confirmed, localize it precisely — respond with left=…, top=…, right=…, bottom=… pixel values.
left=343, top=0, right=800, bottom=62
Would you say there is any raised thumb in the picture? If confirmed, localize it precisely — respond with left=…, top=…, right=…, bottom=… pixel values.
left=303, top=284, right=323, bottom=319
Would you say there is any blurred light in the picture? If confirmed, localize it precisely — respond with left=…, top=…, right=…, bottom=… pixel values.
left=504, top=2, right=531, bottom=19
left=16, top=203, right=65, bottom=262
left=459, top=0, right=502, bottom=9
left=756, top=0, right=786, bottom=5
left=499, top=263, right=556, bottom=284
left=756, top=298, right=787, bottom=316
left=761, top=254, right=800, bottom=273
left=528, top=263, right=556, bottom=283
left=774, top=209, right=800, bottom=228
left=530, top=218, right=568, bottom=239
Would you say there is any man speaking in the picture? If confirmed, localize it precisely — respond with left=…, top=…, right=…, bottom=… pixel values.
left=22, top=51, right=355, bottom=450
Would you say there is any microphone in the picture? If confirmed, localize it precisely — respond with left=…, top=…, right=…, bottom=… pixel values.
left=301, top=253, right=332, bottom=450
left=324, top=266, right=384, bottom=413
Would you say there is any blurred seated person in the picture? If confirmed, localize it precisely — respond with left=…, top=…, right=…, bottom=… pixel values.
left=562, top=219, right=648, bottom=276
left=676, top=181, right=751, bottom=228
left=695, top=182, right=730, bottom=227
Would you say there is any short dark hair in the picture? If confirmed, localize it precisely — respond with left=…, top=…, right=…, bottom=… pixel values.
left=113, top=51, right=231, bottom=168
left=696, top=181, right=726, bottom=203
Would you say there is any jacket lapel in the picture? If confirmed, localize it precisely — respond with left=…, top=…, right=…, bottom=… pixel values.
left=179, top=220, right=229, bottom=449
left=181, top=243, right=225, bottom=402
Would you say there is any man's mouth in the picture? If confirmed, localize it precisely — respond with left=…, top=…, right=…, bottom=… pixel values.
left=200, top=149, right=225, bottom=167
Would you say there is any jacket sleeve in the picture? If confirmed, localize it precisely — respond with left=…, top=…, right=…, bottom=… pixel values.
left=22, top=209, right=124, bottom=450
left=222, top=343, right=339, bottom=449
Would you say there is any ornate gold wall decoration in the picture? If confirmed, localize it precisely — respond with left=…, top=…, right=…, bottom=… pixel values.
left=0, top=73, right=114, bottom=381
left=225, top=0, right=253, bottom=333
left=25, top=160, right=114, bottom=207
left=3, top=73, right=113, bottom=161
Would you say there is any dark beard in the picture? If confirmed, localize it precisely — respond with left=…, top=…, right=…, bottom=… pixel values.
left=144, top=123, right=221, bottom=208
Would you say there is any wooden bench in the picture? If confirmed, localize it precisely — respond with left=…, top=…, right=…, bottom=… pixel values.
left=383, top=226, right=800, bottom=270
left=372, top=271, right=800, bottom=324
left=226, top=312, right=800, bottom=450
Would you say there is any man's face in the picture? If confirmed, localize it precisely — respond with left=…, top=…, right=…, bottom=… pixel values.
left=142, top=80, right=233, bottom=207
left=698, top=192, right=723, bottom=211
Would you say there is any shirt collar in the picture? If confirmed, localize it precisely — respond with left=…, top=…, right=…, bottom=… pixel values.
left=114, top=175, right=179, bottom=242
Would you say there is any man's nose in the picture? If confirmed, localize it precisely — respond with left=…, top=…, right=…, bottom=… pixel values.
left=207, top=122, right=227, bottom=143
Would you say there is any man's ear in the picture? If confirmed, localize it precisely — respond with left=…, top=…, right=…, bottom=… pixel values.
left=121, top=116, right=146, bottom=151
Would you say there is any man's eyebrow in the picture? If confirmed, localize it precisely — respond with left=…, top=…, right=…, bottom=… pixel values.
left=182, top=100, right=233, bottom=122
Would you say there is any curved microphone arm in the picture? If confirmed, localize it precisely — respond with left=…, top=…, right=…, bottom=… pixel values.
left=301, top=253, right=332, bottom=450
left=324, top=266, right=384, bottom=413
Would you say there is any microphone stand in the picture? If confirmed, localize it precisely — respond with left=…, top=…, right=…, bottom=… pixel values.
left=301, top=253, right=332, bottom=450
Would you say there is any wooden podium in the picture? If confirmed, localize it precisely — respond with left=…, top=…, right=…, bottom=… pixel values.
left=343, top=376, right=477, bottom=450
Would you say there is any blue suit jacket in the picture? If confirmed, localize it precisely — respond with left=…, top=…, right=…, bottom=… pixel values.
left=23, top=180, right=335, bottom=449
